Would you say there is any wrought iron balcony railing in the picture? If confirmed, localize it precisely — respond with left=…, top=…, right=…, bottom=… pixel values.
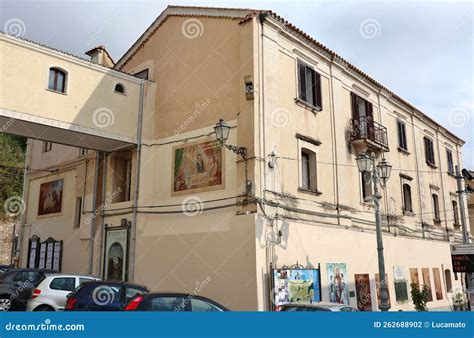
left=351, top=116, right=389, bottom=151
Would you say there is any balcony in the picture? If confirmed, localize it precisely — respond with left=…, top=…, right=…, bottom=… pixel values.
left=351, top=116, right=389, bottom=152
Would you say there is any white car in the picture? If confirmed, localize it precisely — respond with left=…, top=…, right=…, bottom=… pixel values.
left=26, top=274, right=100, bottom=311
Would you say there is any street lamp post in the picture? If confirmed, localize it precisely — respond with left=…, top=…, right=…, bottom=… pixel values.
left=213, top=119, right=247, bottom=159
left=356, top=152, right=392, bottom=312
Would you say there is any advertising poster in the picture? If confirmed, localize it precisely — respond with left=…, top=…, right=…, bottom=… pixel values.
left=104, top=228, right=129, bottom=281
left=38, top=179, right=64, bottom=216
left=410, top=268, right=420, bottom=286
left=327, top=263, right=349, bottom=304
left=355, top=274, right=372, bottom=311
left=173, top=140, right=223, bottom=194
left=375, top=273, right=391, bottom=307
left=421, top=268, right=433, bottom=302
left=273, top=268, right=321, bottom=309
left=432, top=268, right=443, bottom=300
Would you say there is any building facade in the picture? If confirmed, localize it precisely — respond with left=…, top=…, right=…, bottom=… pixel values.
left=7, top=6, right=470, bottom=311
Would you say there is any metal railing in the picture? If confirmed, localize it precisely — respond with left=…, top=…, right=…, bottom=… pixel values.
left=351, top=116, right=388, bottom=149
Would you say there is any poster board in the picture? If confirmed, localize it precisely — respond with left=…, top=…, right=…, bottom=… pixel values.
left=272, top=266, right=321, bottom=311
left=103, top=226, right=129, bottom=281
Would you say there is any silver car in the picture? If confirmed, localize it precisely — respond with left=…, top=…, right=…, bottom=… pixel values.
left=26, top=274, right=100, bottom=311
left=280, top=302, right=359, bottom=312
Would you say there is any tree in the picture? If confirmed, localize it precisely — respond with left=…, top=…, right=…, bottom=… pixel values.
left=0, top=134, right=26, bottom=220
left=410, top=283, right=429, bottom=311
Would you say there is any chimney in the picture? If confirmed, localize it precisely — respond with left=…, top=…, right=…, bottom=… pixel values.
left=85, top=45, right=115, bottom=68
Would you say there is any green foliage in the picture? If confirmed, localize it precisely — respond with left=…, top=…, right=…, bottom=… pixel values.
left=0, top=133, right=26, bottom=219
left=410, top=283, right=429, bottom=311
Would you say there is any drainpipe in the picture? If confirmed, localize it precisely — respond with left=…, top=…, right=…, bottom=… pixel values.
left=97, top=153, right=107, bottom=277
left=328, top=57, right=340, bottom=225
left=17, top=139, right=31, bottom=267
left=258, top=13, right=272, bottom=311
left=129, top=80, right=145, bottom=282
left=88, top=152, right=101, bottom=275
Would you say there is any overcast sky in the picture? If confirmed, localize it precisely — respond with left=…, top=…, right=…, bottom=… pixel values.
left=1, top=0, right=473, bottom=168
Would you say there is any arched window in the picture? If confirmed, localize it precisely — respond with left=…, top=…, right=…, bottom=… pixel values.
left=452, top=200, right=459, bottom=226
left=301, top=148, right=317, bottom=192
left=402, top=183, right=412, bottom=212
left=444, top=269, right=452, bottom=293
left=48, top=67, right=67, bottom=93
left=432, top=193, right=440, bottom=222
left=114, top=83, right=125, bottom=94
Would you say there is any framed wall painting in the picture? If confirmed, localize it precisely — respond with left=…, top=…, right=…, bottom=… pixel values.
left=327, top=263, right=349, bottom=305
left=354, top=273, right=372, bottom=311
left=38, top=179, right=64, bottom=216
left=103, top=226, right=129, bottom=281
left=172, top=139, right=224, bottom=195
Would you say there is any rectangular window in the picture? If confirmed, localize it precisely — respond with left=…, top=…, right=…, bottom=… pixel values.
left=79, top=148, right=88, bottom=157
left=42, top=141, right=52, bottom=153
left=297, top=61, right=322, bottom=109
left=300, top=148, right=318, bottom=192
left=402, top=182, right=413, bottom=213
left=432, top=193, right=440, bottom=223
left=361, top=172, right=373, bottom=202
left=74, top=197, right=82, bottom=228
left=446, top=150, right=454, bottom=174
left=397, top=120, right=408, bottom=150
left=424, top=137, right=436, bottom=166
left=111, top=151, right=133, bottom=203
left=133, top=69, right=149, bottom=80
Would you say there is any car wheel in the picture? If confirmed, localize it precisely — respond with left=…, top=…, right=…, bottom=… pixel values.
left=0, top=296, right=12, bottom=311
left=35, top=305, right=54, bottom=311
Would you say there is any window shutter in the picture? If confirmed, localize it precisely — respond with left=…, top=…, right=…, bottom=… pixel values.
left=298, top=63, right=306, bottom=101
left=402, top=123, right=407, bottom=149
left=366, top=101, right=374, bottom=121
left=315, top=72, right=322, bottom=109
left=424, top=137, right=429, bottom=163
left=351, top=92, right=359, bottom=120
left=397, top=122, right=402, bottom=148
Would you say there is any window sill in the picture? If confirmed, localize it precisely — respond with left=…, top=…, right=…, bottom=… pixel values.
left=397, top=147, right=410, bottom=155
left=447, top=172, right=456, bottom=178
left=294, top=98, right=321, bottom=113
left=433, top=219, right=442, bottom=225
left=46, top=88, right=67, bottom=95
left=114, top=91, right=126, bottom=96
left=360, top=201, right=374, bottom=208
left=403, top=211, right=415, bottom=217
left=426, top=162, right=437, bottom=169
left=298, top=187, right=322, bottom=196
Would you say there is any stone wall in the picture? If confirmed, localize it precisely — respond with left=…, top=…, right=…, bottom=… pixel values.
left=0, top=221, right=16, bottom=265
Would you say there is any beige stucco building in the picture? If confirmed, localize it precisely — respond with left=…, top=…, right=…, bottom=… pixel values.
left=1, top=6, right=471, bottom=311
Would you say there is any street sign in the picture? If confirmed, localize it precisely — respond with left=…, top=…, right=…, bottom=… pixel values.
left=451, top=244, right=474, bottom=273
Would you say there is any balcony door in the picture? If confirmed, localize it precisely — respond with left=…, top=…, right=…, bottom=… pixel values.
left=351, top=93, right=374, bottom=140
